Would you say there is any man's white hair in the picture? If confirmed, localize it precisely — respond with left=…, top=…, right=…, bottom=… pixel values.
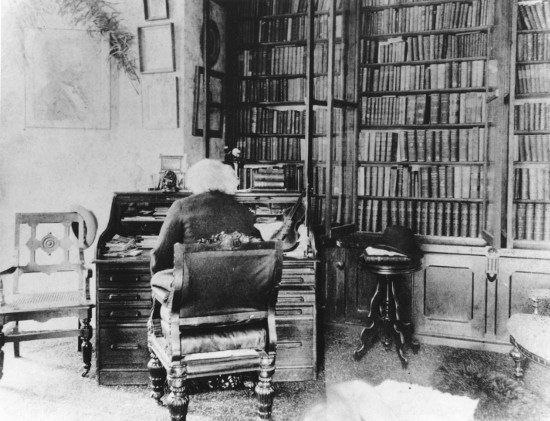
left=186, top=159, right=238, bottom=195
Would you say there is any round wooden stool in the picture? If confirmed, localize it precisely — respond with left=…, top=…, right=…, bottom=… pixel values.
left=353, top=259, right=422, bottom=368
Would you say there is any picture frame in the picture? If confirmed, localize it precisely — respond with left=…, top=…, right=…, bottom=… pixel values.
left=192, top=66, right=224, bottom=138
left=138, top=23, right=175, bottom=73
left=141, top=74, right=179, bottom=129
left=143, top=0, right=169, bottom=21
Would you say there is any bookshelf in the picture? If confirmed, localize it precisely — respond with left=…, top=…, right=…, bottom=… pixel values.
left=508, top=0, right=550, bottom=250
left=357, top=0, right=496, bottom=245
left=227, top=0, right=310, bottom=193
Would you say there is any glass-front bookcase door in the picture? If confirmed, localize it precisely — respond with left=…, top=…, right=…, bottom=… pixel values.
left=310, top=0, right=359, bottom=238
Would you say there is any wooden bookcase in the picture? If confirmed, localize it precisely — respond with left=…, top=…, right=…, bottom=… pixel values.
left=507, top=0, right=550, bottom=251
left=219, top=0, right=550, bottom=353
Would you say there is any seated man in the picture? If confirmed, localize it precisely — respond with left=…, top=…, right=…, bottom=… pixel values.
left=151, top=158, right=260, bottom=274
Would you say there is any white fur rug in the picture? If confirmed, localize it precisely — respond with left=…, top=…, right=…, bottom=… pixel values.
left=304, top=379, right=478, bottom=421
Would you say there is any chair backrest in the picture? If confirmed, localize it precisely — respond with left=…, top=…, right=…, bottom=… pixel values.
left=12, top=212, right=87, bottom=293
left=173, top=241, right=283, bottom=324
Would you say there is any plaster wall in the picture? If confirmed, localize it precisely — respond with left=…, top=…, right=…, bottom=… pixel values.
left=0, top=0, right=226, bottom=270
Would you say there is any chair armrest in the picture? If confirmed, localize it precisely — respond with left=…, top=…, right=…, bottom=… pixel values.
left=0, top=266, right=16, bottom=306
left=0, top=266, right=17, bottom=277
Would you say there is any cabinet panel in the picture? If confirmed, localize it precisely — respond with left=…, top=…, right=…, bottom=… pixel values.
left=413, top=253, right=487, bottom=341
left=424, top=266, right=475, bottom=323
left=495, top=253, right=550, bottom=339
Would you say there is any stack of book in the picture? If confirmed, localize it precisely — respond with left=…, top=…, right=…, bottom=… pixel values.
left=103, top=234, right=141, bottom=258
left=252, top=167, right=286, bottom=190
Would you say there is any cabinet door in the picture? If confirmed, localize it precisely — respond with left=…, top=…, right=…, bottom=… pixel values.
left=495, top=254, right=550, bottom=340
left=412, top=252, right=488, bottom=341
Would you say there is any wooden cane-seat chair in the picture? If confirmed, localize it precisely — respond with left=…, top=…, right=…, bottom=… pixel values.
left=147, top=237, right=283, bottom=421
left=0, top=212, right=96, bottom=379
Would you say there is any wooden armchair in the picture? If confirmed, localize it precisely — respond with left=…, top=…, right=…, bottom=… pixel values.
left=0, top=212, right=96, bottom=379
left=147, top=238, right=283, bottom=421
left=508, top=289, right=550, bottom=380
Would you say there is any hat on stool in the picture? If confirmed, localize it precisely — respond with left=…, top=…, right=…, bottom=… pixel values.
left=373, top=225, right=424, bottom=261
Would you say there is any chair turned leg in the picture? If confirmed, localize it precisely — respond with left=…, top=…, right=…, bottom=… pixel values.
left=166, top=363, right=189, bottom=421
left=510, top=346, right=526, bottom=379
left=0, top=328, right=5, bottom=380
left=13, top=321, right=20, bottom=358
left=80, top=317, right=93, bottom=377
left=148, top=352, right=166, bottom=405
left=256, top=354, right=275, bottom=420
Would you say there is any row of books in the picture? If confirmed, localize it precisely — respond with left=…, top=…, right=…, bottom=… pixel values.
left=314, top=74, right=345, bottom=101
left=238, top=164, right=304, bottom=191
left=239, top=77, right=306, bottom=102
left=515, top=203, right=550, bottom=241
left=514, top=102, right=550, bottom=131
left=514, top=135, right=550, bottom=162
left=516, top=64, right=550, bottom=94
left=361, top=61, right=486, bottom=92
left=312, top=165, right=353, bottom=196
left=361, top=0, right=470, bottom=6
left=360, top=1, right=494, bottom=35
left=361, top=93, right=487, bottom=126
left=518, top=0, right=550, bottom=30
left=311, top=136, right=352, bottom=163
left=236, top=16, right=307, bottom=44
left=514, top=168, right=550, bottom=200
left=237, top=107, right=306, bottom=134
left=357, top=199, right=481, bottom=238
left=233, top=0, right=307, bottom=17
left=314, top=43, right=343, bottom=74
left=517, top=32, right=550, bottom=62
left=237, top=46, right=306, bottom=76
left=360, top=32, right=487, bottom=63
left=312, top=107, right=343, bottom=136
left=313, top=14, right=343, bottom=40
left=231, top=0, right=341, bottom=17
left=258, top=16, right=308, bottom=43
left=357, top=164, right=483, bottom=199
left=235, top=136, right=305, bottom=161
left=358, top=128, right=486, bottom=163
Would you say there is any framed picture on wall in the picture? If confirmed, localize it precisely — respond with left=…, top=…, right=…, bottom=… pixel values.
left=192, top=66, right=224, bottom=138
left=143, top=0, right=169, bottom=21
left=138, top=23, right=175, bottom=73
left=141, top=74, right=179, bottom=129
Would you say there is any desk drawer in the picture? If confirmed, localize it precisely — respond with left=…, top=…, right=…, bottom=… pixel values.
left=99, top=305, right=150, bottom=324
left=275, top=305, right=314, bottom=318
left=276, top=317, right=313, bottom=340
left=98, top=270, right=150, bottom=288
left=276, top=338, right=314, bottom=367
left=281, top=267, right=315, bottom=287
left=98, top=327, right=148, bottom=368
left=98, top=289, right=152, bottom=305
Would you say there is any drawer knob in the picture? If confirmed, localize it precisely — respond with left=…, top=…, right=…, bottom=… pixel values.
left=276, top=309, right=303, bottom=316
left=109, top=311, right=141, bottom=318
left=278, top=341, right=303, bottom=349
left=108, top=294, right=141, bottom=301
left=282, top=277, right=305, bottom=284
left=110, top=343, right=141, bottom=350
left=336, top=261, right=345, bottom=270
left=278, top=297, right=305, bottom=303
